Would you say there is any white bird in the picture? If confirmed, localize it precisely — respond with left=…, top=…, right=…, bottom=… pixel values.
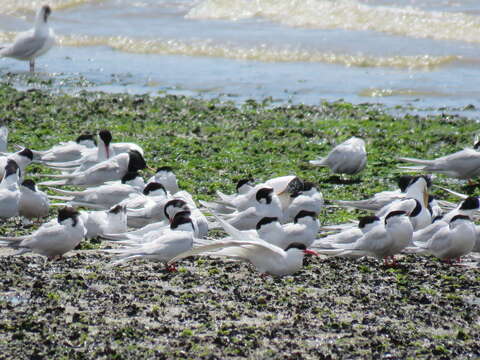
left=32, top=133, right=97, bottom=163
left=48, top=171, right=144, bottom=210
left=409, top=216, right=448, bottom=246
left=0, top=5, right=55, bottom=72
left=38, top=150, right=148, bottom=186
left=398, top=141, right=480, bottom=182
left=147, top=166, right=179, bottom=194
left=44, top=129, right=114, bottom=172
left=310, top=137, right=367, bottom=175
left=318, top=211, right=414, bottom=266
left=169, top=215, right=319, bottom=277
left=19, top=179, right=49, bottom=220
left=0, top=207, right=85, bottom=259
left=335, top=175, right=414, bottom=211
left=80, top=205, right=127, bottom=239
left=441, top=197, right=480, bottom=223
left=313, top=215, right=381, bottom=250
left=0, top=123, right=8, bottom=153
left=106, top=211, right=195, bottom=271
left=215, top=187, right=283, bottom=230
left=213, top=178, right=255, bottom=211
left=0, top=148, right=34, bottom=181
left=410, top=215, right=476, bottom=263
left=282, top=182, right=323, bottom=223
left=0, top=160, right=21, bottom=218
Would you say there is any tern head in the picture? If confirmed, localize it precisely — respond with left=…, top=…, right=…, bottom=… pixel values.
left=143, top=182, right=166, bottom=196
left=285, top=243, right=319, bottom=256
left=450, top=215, right=472, bottom=229
left=291, top=181, right=317, bottom=198
left=397, top=175, right=414, bottom=193
left=98, top=130, right=112, bottom=146
left=58, top=207, right=80, bottom=227
left=170, top=211, right=194, bottom=232
left=285, top=177, right=304, bottom=196
left=39, top=5, right=52, bottom=23
left=21, top=179, right=36, bottom=192
left=459, top=197, right=480, bottom=211
left=256, top=187, right=273, bottom=204
left=76, top=133, right=97, bottom=147
left=294, top=210, right=317, bottom=224
left=256, top=217, right=279, bottom=231
left=4, top=159, right=19, bottom=179
left=236, top=178, right=254, bottom=194
left=127, top=150, right=147, bottom=172
left=108, top=204, right=126, bottom=215
left=474, top=138, right=480, bottom=150
left=164, top=199, right=189, bottom=221
left=18, top=148, right=34, bottom=162
left=358, top=215, right=380, bottom=230
left=384, top=210, right=407, bottom=225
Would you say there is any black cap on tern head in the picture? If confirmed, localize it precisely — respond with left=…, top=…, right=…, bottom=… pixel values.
left=256, top=217, right=279, bottom=230
left=450, top=214, right=471, bottom=223
left=98, top=130, right=112, bottom=145
left=432, top=215, right=444, bottom=223
left=291, top=181, right=316, bottom=198
left=358, top=215, right=380, bottom=229
left=294, top=210, right=317, bottom=223
left=76, top=133, right=97, bottom=146
left=108, top=205, right=125, bottom=214
left=42, top=5, right=52, bottom=22
left=236, top=178, right=254, bottom=192
left=256, top=187, right=273, bottom=204
left=121, top=171, right=140, bottom=183
left=408, top=175, right=431, bottom=189
left=57, top=207, right=79, bottom=227
left=18, top=148, right=33, bottom=161
left=164, top=199, right=188, bottom=219
left=143, top=182, right=166, bottom=195
left=127, top=150, right=147, bottom=172
left=170, top=210, right=193, bottom=230
left=4, top=159, right=19, bottom=177
left=459, top=196, right=480, bottom=210
left=384, top=210, right=407, bottom=224
left=285, top=243, right=307, bottom=251
left=397, top=175, right=414, bottom=192
left=21, top=179, right=36, bottom=192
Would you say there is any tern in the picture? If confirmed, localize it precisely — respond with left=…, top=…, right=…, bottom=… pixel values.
left=0, top=5, right=55, bottom=72
left=80, top=205, right=127, bottom=239
left=441, top=197, right=480, bottom=223
left=409, top=215, right=476, bottom=263
left=147, top=166, right=179, bottom=194
left=32, top=133, right=97, bottom=163
left=48, top=172, right=144, bottom=210
left=169, top=215, right=319, bottom=277
left=0, top=207, right=85, bottom=260
left=0, top=160, right=21, bottom=218
left=398, top=141, right=480, bottom=182
left=106, top=211, right=195, bottom=271
left=0, top=148, right=34, bottom=181
left=19, top=179, right=49, bottom=220
left=282, top=182, right=323, bottom=223
left=310, top=137, right=367, bottom=175
left=38, top=150, right=148, bottom=186
left=318, top=211, right=414, bottom=266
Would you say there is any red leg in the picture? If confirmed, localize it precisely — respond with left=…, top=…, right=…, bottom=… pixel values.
left=166, top=263, right=177, bottom=272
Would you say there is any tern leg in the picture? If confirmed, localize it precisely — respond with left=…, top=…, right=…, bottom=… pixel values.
left=29, top=59, right=35, bottom=73
left=166, top=263, right=177, bottom=272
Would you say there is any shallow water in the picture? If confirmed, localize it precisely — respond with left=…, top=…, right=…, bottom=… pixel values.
left=1, top=0, right=480, bottom=115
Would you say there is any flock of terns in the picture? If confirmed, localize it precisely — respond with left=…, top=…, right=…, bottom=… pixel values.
left=0, top=5, right=479, bottom=275
left=0, top=125, right=479, bottom=277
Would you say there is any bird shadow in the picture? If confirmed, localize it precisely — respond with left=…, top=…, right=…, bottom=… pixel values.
left=325, top=175, right=362, bottom=185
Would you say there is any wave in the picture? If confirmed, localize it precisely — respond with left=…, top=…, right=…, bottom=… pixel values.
left=2, top=0, right=103, bottom=15
left=187, top=0, right=480, bottom=43
left=0, top=31, right=460, bottom=70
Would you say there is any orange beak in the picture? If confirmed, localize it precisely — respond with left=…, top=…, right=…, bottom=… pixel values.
left=304, top=249, right=320, bottom=257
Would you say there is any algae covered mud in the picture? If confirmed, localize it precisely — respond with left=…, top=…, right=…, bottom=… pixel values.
left=0, top=0, right=480, bottom=114
left=0, top=84, right=479, bottom=358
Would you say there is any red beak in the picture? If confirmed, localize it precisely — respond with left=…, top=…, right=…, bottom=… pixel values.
left=304, top=249, right=320, bottom=257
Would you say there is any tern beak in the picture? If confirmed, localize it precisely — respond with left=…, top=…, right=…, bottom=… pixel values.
left=304, top=249, right=320, bottom=257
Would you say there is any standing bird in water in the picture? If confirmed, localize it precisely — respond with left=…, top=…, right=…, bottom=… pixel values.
left=0, top=5, right=56, bottom=72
